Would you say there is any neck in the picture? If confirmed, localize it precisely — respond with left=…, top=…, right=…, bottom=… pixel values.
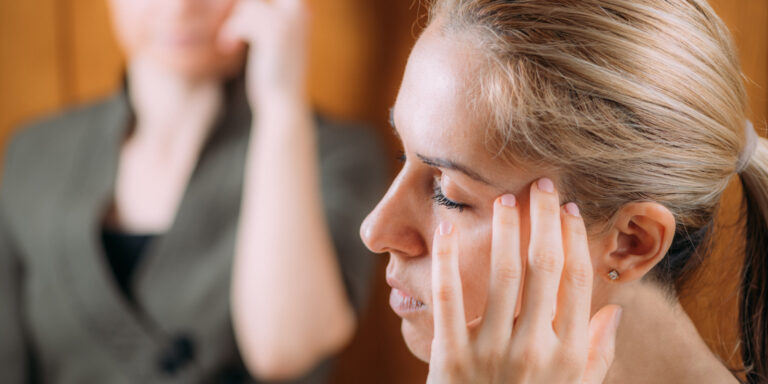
left=126, top=56, right=224, bottom=148
left=601, top=281, right=738, bottom=384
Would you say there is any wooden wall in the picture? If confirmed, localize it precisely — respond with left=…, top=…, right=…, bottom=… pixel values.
left=0, top=1, right=765, bottom=383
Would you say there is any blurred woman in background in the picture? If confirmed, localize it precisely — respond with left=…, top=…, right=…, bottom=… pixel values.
left=0, top=0, right=386, bottom=383
left=361, top=0, right=767, bottom=383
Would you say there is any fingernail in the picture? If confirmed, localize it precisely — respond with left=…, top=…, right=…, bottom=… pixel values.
left=500, top=194, right=516, bottom=207
left=537, top=177, right=555, bottom=193
left=439, top=221, right=453, bottom=236
left=564, top=202, right=580, bottom=217
left=612, top=307, right=623, bottom=332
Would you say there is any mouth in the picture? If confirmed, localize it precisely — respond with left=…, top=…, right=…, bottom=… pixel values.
left=160, top=30, right=208, bottom=49
left=387, top=276, right=427, bottom=317
left=389, top=288, right=426, bottom=317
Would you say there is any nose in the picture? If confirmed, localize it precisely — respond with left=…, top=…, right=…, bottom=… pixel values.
left=360, top=171, right=427, bottom=258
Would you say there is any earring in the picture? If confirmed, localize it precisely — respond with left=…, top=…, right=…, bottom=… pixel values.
left=608, top=269, right=620, bottom=281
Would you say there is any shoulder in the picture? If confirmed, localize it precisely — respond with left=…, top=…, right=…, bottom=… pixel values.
left=7, top=95, right=121, bottom=161
left=1, top=93, right=124, bottom=200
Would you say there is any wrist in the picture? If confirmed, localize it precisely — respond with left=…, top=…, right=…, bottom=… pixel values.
left=252, top=103, right=313, bottom=142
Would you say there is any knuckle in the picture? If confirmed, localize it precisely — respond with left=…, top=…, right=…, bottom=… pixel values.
left=495, top=263, right=523, bottom=285
left=512, top=345, right=544, bottom=370
left=435, top=284, right=456, bottom=303
left=437, top=354, right=468, bottom=377
left=498, top=208, right=520, bottom=226
left=478, top=343, right=507, bottom=365
left=565, top=263, right=593, bottom=289
left=433, top=242, right=453, bottom=259
left=567, top=217, right=588, bottom=237
left=530, top=248, right=563, bottom=273
left=535, top=201, right=561, bottom=218
left=558, top=345, right=587, bottom=369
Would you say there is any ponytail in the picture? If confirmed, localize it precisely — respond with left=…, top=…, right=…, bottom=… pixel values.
left=738, top=133, right=768, bottom=384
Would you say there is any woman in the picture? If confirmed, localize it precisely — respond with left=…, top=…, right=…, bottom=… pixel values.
left=361, top=0, right=767, bottom=383
left=0, top=0, right=386, bottom=383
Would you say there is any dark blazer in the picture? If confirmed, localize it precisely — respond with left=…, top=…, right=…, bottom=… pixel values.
left=0, top=78, right=388, bottom=383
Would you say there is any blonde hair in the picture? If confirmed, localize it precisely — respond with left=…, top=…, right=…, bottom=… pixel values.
left=429, top=0, right=768, bottom=381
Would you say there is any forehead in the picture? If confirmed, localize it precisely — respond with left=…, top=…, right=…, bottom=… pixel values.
left=393, top=25, right=537, bottom=192
left=395, top=25, right=479, bottom=147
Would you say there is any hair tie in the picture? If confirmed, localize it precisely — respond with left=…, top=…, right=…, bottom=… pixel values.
left=736, top=120, right=758, bottom=174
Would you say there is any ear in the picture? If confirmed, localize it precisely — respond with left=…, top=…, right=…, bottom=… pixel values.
left=590, top=202, right=676, bottom=283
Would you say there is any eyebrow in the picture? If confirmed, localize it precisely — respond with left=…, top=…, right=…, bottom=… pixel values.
left=390, top=106, right=500, bottom=189
left=416, top=153, right=496, bottom=186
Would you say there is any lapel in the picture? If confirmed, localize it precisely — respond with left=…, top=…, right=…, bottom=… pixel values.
left=133, top=76, right=251, bottom=328
left=56, top=76, right=252, bottom=380
left=57, top=88, right=170, bottom=381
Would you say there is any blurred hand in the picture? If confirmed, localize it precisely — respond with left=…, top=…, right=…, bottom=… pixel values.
left=427, top=180, right=623, bottom=384
left=218, top=0, right=309, bottom=111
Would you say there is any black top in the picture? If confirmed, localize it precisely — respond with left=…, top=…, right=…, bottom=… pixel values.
left=101, top=229, right=157, bottom=303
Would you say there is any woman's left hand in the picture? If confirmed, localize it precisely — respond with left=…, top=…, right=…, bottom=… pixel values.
left=218, top=0, right=309, bottom=110
left=427, top=179, right=623, bottom=384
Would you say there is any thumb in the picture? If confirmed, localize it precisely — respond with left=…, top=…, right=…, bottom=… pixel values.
left=581, top=305, right=622, bottom=384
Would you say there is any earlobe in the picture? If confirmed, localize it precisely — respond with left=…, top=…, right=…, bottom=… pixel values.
left=592, top=202, right=676, bottom=283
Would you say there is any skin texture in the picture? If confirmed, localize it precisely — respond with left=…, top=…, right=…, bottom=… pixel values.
left=105, top=0, right=354, bottom=380
left=108, top=0, right=244, bottom=80
left=361, top=22, right=741, bottom=384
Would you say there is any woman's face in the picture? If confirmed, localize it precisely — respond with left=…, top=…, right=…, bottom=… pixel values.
left=108, top=0, right=244, bottom=77
left=360, top=25, right=554, bottom=361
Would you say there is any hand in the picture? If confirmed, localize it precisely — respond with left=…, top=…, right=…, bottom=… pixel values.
left=218, top=0, right=309, bottom=110
left=427, top=178, right=623, bottom=384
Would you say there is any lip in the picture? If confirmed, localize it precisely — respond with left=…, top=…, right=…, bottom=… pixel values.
left=386, top=276, right=427, bottom=318
left=160, top=30, right=208, bottom=48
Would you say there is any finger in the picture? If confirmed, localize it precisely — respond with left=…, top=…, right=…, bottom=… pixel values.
left=479, top=194, right=522, bottom=344
left=520, top=178, right=565, bottom=329
left=217, top=0, right=270, bottom=46
left=432, top=221, right=468, bottom=348
left=554, top=202, right=594, bottom=343
left=581, top=305, right=622, bottom=384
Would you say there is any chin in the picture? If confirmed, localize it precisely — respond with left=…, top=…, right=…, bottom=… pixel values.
left=152, top=48, right=244, bottom=80
left=401, top=319, right=432, bottom=362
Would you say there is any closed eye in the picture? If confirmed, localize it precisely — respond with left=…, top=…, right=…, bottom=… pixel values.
left=432, top=182, right=467, bottom=212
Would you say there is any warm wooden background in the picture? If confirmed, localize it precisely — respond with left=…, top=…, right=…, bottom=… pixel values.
left=0, top=1, right=765, bottom=383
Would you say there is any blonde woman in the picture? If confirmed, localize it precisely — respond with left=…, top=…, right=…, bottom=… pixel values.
left=360, top=0, right=767, bottom=383
left=0, top=0, right=385, bottom=383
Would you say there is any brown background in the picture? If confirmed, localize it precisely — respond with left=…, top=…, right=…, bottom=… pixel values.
left=0, top=1, right=766, bottom=383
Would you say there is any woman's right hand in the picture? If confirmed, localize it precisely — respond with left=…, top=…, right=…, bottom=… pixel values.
left=218, top=0, right=309, bottom=112
left=427, top=178, right=623, bottom=383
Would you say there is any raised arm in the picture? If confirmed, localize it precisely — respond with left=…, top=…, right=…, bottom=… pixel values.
left=225, top=0, right=360, bottom=380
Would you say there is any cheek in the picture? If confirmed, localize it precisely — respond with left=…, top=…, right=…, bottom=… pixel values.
left=457, top=215, right=493, bottom=321
left=206, top=0, right=238, bottom=21
left=108, top=0, right=151, bottom=55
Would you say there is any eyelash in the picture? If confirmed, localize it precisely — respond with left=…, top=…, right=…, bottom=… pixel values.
left=396, top=150, right=406, bottom=163
left=432, top=183, right=467, bottom=212
left=397, top=151, right=468, bottom=213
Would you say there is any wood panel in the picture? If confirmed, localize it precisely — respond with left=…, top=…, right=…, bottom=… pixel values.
left=711, top=0, right=768, bottom=127
left=0, top=0, right=65, bottom=149
left=63, top=0, right=123, bottom=103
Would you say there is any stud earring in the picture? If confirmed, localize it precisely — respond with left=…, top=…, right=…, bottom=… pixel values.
left=608, top=269, right=620, bottom=281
